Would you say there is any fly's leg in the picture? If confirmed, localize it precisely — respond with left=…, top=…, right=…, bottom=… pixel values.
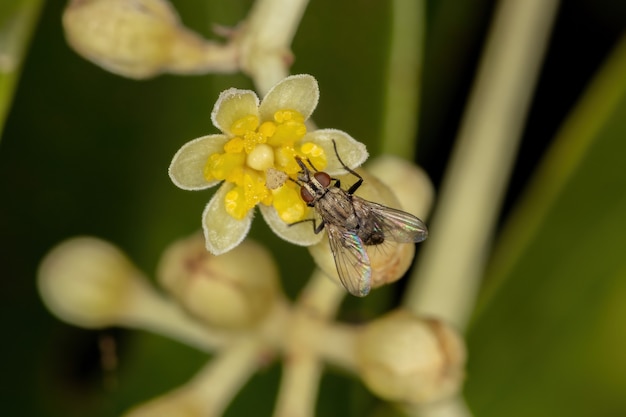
left=288, top=218, right=326, bottom=234
left=332, top=139, right=363, bottom=195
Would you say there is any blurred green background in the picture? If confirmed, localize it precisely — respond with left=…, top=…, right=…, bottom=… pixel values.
left=1, top=0, right=626, bottom=416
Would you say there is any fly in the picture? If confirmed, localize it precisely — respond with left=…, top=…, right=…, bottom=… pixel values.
left=292, top=140, right=428, bottom=297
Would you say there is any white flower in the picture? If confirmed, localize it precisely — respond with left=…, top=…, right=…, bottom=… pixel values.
left=169, top=74, right=368, bottom=254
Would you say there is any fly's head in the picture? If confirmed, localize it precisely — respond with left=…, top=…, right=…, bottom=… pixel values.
left=295, top=156, right=332, bottom=206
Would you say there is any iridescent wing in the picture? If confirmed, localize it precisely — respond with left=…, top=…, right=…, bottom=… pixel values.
left=353, top=197, right=429, bottom=244
left=326, top=224, right=372, bottom=297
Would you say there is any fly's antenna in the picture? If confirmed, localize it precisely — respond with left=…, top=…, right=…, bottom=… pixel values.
left=305, top=158, right=320, bottom=172
left=295, top=156, right=310, bottom=173
left=295, top=154, right=320, bottom=173
left=294, top=155, right=312, bottom=183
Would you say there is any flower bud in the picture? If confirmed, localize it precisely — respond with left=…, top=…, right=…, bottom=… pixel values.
left=157, top=233, right=280, bottom=329
left=63, top=0, right=237, bottom=79
left=308, top=168, right=416, bottom=294
left=37, top=237, right=148, bottom=328
left=356, top=310, right=465, bottom=403
left=366, top=155, right=434, bottom=220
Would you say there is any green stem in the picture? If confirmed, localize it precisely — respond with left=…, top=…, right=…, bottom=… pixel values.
left=403, top=0, right=560, bottom=330
left=0, top=0, right=44, bottom=140
left=238, top=0, right=310, bottom=95
left=379, top=0, right=424, bottom=156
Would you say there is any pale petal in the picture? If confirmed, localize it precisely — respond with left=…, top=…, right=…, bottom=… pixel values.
left=259, top=204, right=323, bottom=246
left=169, top=134, right=228, bottom=190
left=259, top=74, right=319, bottom=122
left=302, top=129, right=369, bottom=175
left=202, top=183, right=253, bottom=255
left=211, top=88, right=260, bottom=135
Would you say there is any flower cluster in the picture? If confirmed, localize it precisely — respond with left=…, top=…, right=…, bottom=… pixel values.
left=169, top=74, right=368, bottom=254
left=37, top=233, right=465, bottom=417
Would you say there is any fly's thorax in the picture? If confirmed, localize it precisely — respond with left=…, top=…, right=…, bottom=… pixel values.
left=315, top=187, right=359, bottom=228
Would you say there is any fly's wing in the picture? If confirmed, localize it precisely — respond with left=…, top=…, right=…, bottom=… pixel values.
left=326, top=224, right=372, bottom=297
left=354, top=197, right=429, bottom=243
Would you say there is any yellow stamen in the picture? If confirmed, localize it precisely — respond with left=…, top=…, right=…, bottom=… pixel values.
left=204, top=152, right=245, bottom=182
left=272, top=184, right=308, bottom=223
left=258, top=121, right=276, bottom=138
left=266, top=110, right=306, bottom=147
left=274, top=110, right=305, bottom=123
left=268, top=121, right=306, bottom=146
left=230, top=115, right=259, bottom=136
left=262, top=193, right=273, bottom=206
left=274, top=146, right=299, bottom=174
left=242, top=131, right=266, bottom=153
left=301, top=142, right=323, bottom=157
left=224, top=137, right=245, bottom=153
left=242, top=170, right=269, bottom=208
left=224, top=187, right=249, bottom=220
left=301, top=142, right=327, bottom=171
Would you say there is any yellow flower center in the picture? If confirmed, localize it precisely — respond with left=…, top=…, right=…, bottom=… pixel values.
left=246, top=144, right=274, bottom=171
left=204, top=109, right=329, bottom=222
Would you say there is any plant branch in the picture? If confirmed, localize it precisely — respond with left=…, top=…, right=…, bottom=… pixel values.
left=237, top=0, right=310, bottom=95
left=272, top=269, right=346, bottom=417
left=380, top=0, right=424, bottom=156
left=403, top=0, right=560, bottom=330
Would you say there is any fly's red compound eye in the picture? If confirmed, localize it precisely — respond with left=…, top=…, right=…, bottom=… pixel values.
left=314, top=172, right=331, bottom=188
left=300, top=186, right=315, bottom=203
